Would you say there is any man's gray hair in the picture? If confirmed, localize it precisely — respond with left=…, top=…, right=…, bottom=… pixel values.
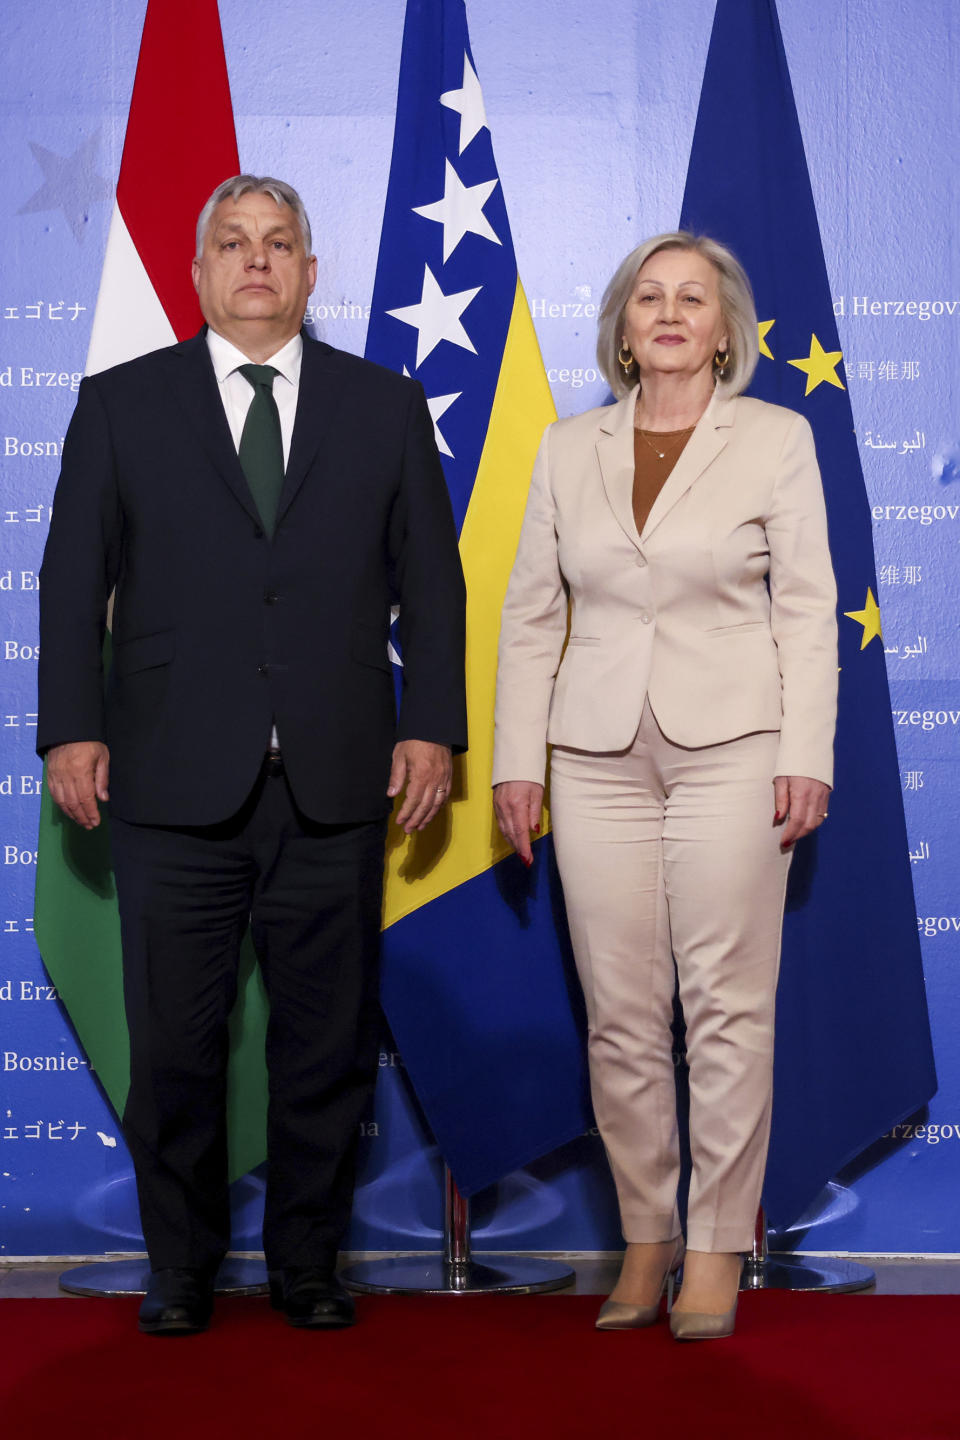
left=195, top=175, right=313, bottom=257
left=596, top=231, right=759, bottom=398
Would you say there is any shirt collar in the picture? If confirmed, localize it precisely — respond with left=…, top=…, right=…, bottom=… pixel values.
left=206, top=328, right=303, bottom=386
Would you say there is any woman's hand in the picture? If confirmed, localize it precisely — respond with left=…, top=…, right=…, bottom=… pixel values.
left=773, top=775, right=832, bottom=850
left=493, top=781, right=544, bottom=867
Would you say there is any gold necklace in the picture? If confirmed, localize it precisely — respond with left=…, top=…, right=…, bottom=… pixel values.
left=634, top=424, right=696, bottom=461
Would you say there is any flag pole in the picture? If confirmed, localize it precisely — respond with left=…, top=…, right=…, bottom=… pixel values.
left=734, top=1207, right=874, bottom=1295
left=340, top=1165, right=574, bottom=1295
left=59, top=1163, right=575, bottom=1298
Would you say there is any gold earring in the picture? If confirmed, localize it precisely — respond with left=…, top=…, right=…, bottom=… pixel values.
left=714, top=348, right=730, bottom=376
left=618, top=344, right=634, bottom=373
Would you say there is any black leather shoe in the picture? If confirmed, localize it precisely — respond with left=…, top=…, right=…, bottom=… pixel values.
left=269, top=1268, right=356, bottom=1329
left=138, top=1267, right=214, bottom=1335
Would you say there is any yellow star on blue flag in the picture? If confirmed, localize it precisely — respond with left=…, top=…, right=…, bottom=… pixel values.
left=844, top=588, right=883, bottom=649
left=788, top=333, right=845, bottom=395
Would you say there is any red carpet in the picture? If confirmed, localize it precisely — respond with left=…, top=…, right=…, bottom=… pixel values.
left=2, top=1291, right=957, bottom=1439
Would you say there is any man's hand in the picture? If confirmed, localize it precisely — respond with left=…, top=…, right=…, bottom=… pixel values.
left=46, top=742, right=110, bottom=830
left=388, top=740, right=453, bottom=833
left=773, top=774, right=831, bottom=850
left=493, top=781, right=544, bottom=867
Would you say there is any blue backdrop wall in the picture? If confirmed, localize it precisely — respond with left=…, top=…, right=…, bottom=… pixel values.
left=1, top=0, right=958, bottom=1258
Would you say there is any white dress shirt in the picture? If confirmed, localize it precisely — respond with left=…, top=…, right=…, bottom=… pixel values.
left=206, top=328, right=302, bottom=750
left=206, top=328, right=302, bottom=467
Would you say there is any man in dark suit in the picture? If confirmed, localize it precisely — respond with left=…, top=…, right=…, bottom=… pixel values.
left=38, top=176, right=467, bottom=1335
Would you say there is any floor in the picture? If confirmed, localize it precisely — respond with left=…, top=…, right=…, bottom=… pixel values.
left=3, top=1254, right=960, bottom=1298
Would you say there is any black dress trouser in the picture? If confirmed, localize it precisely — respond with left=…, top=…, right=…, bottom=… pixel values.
left=110, top=758, right=387, bottom=1274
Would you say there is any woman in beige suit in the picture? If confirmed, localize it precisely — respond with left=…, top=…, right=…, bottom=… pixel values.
left=493, top=233, right=837, bottom=1340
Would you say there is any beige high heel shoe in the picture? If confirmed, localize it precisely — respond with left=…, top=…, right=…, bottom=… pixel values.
left=595, top=1239, right=685, bottom=1330
left=669, top=1255, right=743, bottom=1341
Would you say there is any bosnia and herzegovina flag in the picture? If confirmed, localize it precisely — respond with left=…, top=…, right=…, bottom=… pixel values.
left=680, top=0, right=936, bottom=1229
left=34, top=0, right=271, bottom=1180
left=367, top=0, right=591, bottom=1196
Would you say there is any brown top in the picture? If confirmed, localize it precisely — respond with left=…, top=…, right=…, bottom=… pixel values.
left=632, top=426, right=696, bottom=534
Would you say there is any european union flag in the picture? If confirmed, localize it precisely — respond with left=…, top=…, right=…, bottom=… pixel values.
left=366, top=0, right=591, bottom=1196
left=680, top=0, right=936, bottom=1228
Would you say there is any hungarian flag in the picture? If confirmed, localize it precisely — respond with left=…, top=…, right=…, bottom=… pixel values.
left=34, top=0, right=271, bottom=1180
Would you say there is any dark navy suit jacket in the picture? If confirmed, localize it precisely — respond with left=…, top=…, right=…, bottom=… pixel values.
left=38, top=329, right=467, bottom=825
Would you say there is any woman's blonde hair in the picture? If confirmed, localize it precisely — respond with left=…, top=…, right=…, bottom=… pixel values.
left=596, top=231, right=759, bottom=398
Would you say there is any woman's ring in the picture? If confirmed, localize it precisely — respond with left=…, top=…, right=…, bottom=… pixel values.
left=819, top=812, right=829, bottom=819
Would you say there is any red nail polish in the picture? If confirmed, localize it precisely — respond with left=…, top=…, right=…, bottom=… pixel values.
left=774, top=810, right=782, bottom=822
left=522, top=855, right=532, bottom=868
left=533, top=824, right=540, bottom=834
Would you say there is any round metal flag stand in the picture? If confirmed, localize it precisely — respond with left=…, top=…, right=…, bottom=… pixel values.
left=740, top=1209, right=875, bottom=1294
left=341, top=1167, right=575, bottom=1295
left=58, top=1256, right=268, bottom=1298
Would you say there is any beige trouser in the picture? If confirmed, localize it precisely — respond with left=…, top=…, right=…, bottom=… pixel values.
left=549, top=701, right=791, bottom=1253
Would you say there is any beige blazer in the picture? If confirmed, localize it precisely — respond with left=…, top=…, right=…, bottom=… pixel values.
left=493, top=387, right=838, bottom=789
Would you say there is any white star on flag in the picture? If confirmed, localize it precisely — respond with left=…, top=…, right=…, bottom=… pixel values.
left=387, top=264, right=481, bottom=368
left=440, top=53, right=488, bottom=155
left=413, top=159, right=501, bottom=263
left=426, top=391, right=461, bottom=457
left=388, top=604, right=402, bottom=668
left=403, top=366, right=461, bottom=456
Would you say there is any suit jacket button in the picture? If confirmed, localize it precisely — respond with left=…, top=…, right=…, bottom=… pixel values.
left=253, top=525, right=265, bottom=540
left=264, top=592, right=279, bottom=605
left=640, top=613, right=652, bottom=624
left=635, top=554, right=647, bottom=567
left=258, top=662, right=270, bottom=675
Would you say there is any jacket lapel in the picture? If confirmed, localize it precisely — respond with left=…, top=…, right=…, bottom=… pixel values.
left=639, top=388, right=736, bottom=541
left=596, top=389, right=642, bottom=549
left=276, top=332, right=341, bottom=526
left=161, top=330, right=262, bottom=527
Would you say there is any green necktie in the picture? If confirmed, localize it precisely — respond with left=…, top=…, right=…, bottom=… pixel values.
left=237, top=363, right=284, bottom=538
